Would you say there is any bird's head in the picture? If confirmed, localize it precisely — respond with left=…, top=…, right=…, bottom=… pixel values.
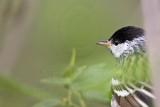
left=97, top=26, right=145, bottom=58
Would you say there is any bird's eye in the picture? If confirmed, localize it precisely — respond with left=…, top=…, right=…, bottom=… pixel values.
left=114, top=41, right=119, bottom=46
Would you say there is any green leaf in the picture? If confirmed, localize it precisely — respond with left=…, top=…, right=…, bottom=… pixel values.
left=67, top=64, right=113, bottom=103
left=63, top=49, right=77, bottom=78
left=33, top=98, right=61, bottom=107
left=63, top=66, right=76, bottom=79
left=0, top=74, right=49, bottom=100
left=71, top=64, right=112, bottom=91
left=70, top=48, right=76, bottom=66
left=72, top=66, right=86, bottom=80
left=83, top=90, right=109, bottom=104
left=41, top=77, right=71, bottom=86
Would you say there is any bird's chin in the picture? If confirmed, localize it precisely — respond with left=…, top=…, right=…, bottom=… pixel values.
left=113, top=54, right=121, bottom=58
left=108, top=48, right=121, bottom=58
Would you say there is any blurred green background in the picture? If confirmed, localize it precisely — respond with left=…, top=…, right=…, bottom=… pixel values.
left=0, top=0, right=143, bottom=107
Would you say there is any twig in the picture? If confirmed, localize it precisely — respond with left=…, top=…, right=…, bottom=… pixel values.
left=0, top=0, right=40, bottom=75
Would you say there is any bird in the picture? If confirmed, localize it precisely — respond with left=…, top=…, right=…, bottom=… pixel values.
left=97, top=26, right=155, bottom=107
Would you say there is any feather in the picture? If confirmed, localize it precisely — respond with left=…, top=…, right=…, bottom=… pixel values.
left=97, top=26, right=155, bottom=107
left=111, top=53, right=154, bottom=107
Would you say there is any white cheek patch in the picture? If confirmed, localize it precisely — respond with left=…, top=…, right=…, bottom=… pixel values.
left=108, top=43, right=129, bottom=58
left=107, top=37, right=145, bottom=58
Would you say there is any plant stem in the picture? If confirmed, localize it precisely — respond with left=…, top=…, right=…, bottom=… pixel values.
left=67, top=89, right=80, bottom=107
left=72, top=90, right=87, bottom=107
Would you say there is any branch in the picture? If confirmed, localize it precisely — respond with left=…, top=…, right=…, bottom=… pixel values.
left=0, top=0, right=40, bottom=75
left=141, top=0, right=160, bottom=106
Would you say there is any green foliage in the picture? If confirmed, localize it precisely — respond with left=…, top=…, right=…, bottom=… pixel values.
left=33, top=98, right=61, bottom=107
left=35, top=49, right=113, bottom=107
left=0, top=74, right=49, bottom=100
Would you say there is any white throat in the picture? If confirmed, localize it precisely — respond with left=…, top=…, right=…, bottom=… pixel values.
left=108, top=37, right=145, bottom=58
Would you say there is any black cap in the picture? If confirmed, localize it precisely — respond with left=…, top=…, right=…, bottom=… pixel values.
left=109, top=26, right=144, bottom=45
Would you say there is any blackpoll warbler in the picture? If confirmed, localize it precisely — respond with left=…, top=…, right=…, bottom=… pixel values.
left=97, top=26, right=154, bottom=107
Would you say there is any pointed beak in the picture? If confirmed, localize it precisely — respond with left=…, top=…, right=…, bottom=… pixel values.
left=96, top=40, right=112, bottom=47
